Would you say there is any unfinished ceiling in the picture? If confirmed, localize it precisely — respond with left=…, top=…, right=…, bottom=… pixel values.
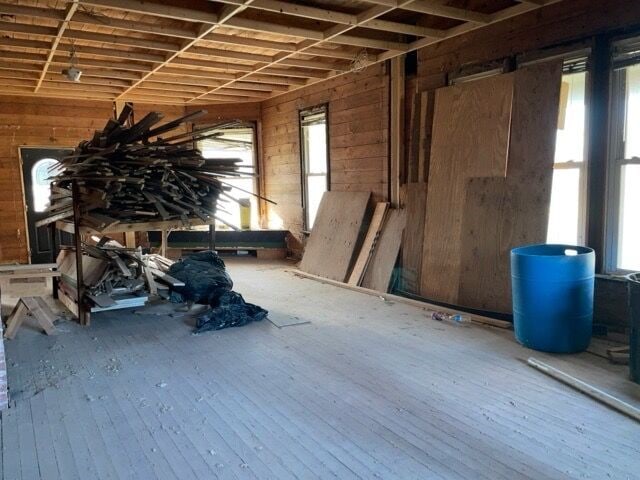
left=0, top=0, right=561, bottom=105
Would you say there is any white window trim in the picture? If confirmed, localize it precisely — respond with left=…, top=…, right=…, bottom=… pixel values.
left=604, top=64, right=640, bottom=273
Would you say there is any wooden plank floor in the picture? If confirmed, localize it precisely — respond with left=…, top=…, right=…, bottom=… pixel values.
left=2, top=258, right=639, bottom=480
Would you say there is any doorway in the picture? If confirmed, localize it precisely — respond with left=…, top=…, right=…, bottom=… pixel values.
left=20, top=147, right=71, bottom=264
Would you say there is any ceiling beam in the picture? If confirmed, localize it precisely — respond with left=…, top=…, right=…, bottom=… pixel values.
left=189, top=1, right=411, bottom=102
left=329, top=34, right=409, bottom=51
left=203, top=32, right=296, bottom=51
left=0, top=3, right=65, bottom=21
left=242, top=0, right=357, bottom=25
left=63, top=29, right=182, bottom=52
left=71, top=11, right=198, bottom=39
left=35, top=1, right=79, bottom=93
left=225, top=16, right=324, bottom=40
left=361, top=0, right=491, bottom=23
left=117, top=1, right=254, bottom=99
left=363, top=19, right=446, bottom=38
left=241, top=73, right=307, bottom=85
left=156, top=66, right=237, bottom=81
left=187, top=46, right=272, bottom=63
left=78, top=0, right=218, bottom=24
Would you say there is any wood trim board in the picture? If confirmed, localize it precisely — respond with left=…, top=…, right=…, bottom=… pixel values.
left=347, top=201, right=389, bottom=286
left=361, top=208, right=407, bottom=292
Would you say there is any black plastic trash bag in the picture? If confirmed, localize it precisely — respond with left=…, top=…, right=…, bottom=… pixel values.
left=195, top=291, right=268, bottom=333
left=168, top=251, right=233, bottom=304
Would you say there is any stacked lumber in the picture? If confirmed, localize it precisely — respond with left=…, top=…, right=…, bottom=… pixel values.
left=57, top=237, right=181, bottom=313
left=37, top=107, right=254, bottom=230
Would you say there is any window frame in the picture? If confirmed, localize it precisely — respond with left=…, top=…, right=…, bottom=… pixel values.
left=605, top=56, right=640, bottom=273
left=548, top=68, right=590, bottom=246
left=197, top=121, right=259, bottom=230
left=299, top=104, right=330, bottom=231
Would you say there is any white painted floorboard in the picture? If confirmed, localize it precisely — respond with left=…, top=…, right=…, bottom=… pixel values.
left=1, top=259, right=639, bottom=480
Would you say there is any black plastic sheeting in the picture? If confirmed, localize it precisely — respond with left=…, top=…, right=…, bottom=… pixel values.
left=195, top=291, right=268, bottom=333
left=168, top=251, right=267, bottom=333
left=168, top=250, right=233, bottom=304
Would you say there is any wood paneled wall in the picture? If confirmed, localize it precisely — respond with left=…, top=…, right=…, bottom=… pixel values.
left=0, top=97, right=186, bottom=264
left=0, top=96, right=113, bottom=263
left=260, top=63, right=389, bottom=255
left=416, top=0, right=640, bottom=91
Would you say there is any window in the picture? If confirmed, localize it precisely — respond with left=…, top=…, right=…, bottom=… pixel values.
left=31, top=158, right=61, bottom=212
left=199, top=124, right=257, bottom=230
left=300, top=105, right=329, bottom=230
left=607, top=42, right=640, bottom=271
left=547, top=67, right=588, bottom=245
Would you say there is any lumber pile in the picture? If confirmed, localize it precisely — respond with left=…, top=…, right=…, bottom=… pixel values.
left=37, top=107, right=254, bottom=230
left=57, top=237, right=180, bottom=313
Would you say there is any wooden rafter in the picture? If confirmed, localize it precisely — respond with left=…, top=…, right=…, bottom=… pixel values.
left=34, top=0, right=79, bottom=93
left=0, top=0, right=564, bottom=104
left=116, top=2, right=253, bottom=99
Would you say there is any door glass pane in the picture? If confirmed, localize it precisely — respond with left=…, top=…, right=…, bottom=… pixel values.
left=547, top=168, right=581, bottom=245
left=555, top=72, right=586, bottom=163
left=624, top=64, right=640, bottom=159
left=618, top=164, right=640, bottom=270
left=31, top=158, right=61, bottom=212
left=306, top=175, right=327, bottom=229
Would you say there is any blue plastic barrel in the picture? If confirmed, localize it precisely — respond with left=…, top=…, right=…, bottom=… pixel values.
left=511, top=244, right=595, bottom=353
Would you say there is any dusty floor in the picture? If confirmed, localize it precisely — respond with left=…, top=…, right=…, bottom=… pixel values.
left=1, top=258, right=639, bottom=480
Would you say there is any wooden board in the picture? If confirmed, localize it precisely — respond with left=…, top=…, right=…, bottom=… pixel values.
left=347, top=202, right=389, bottom=286
left=420, top=73, right=513, bottom=304
left=362, top=209, right=407, bottom=293
left=400, top=183, right=427, bottom=294
left=299, top=191, right=371, bottom=282
left=457, top=61, right=563, bottom=313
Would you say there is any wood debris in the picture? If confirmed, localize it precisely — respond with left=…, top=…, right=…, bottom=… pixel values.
left=57, top=237, right=179, bottom=313
left=36, top=108, right=258, bottom=230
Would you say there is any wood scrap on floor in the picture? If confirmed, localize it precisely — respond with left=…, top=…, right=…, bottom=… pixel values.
left=299, top=191, right=371, bottom=282
left=35, top=110, right=266, bottom=231
left=56, top=238, right=177, bottom=314
left=527, top=357, right=640, bottom=423
left=4, top=296, right=58, bottom=339
left=361, top=209, right=407, bottom=292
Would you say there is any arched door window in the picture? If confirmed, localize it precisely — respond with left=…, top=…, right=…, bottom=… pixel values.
left=31, top=158, right=61, bottom=212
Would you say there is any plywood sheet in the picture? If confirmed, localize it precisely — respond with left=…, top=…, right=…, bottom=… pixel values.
left=458, top=177, right=508, bottom=310
left=299, top=191, right=371, bottom=282
left=457, top=60, right=563, bottom=313
left=400, top=183, right=427, bottom=294
left=347, top=202, right=389, bottom=286
left=362, top=209, right=407, bottom=292
left=420, top=74, right=513, bottom=303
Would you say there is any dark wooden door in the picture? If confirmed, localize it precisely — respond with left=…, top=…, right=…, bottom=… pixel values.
left=20, top=148, right=72, bottom=264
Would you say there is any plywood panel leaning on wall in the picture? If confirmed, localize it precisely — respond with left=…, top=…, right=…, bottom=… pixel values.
left=420, top=74, right=514, bottom=304
left=362, top=208, right=407, bottom=293
left=457, top=60, right=563, bottom=312
left=299, top=191, right=371, bottom=282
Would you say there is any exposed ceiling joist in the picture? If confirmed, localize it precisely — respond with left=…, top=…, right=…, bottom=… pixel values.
left=35, top=1, right=79, bottom=93
left=117, top=1, right=254, bottom=99
left=0, top=0, right=561, bottom=104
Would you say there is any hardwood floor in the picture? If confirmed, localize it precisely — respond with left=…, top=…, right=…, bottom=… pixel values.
left=2, top=259, right=639, bottom=480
